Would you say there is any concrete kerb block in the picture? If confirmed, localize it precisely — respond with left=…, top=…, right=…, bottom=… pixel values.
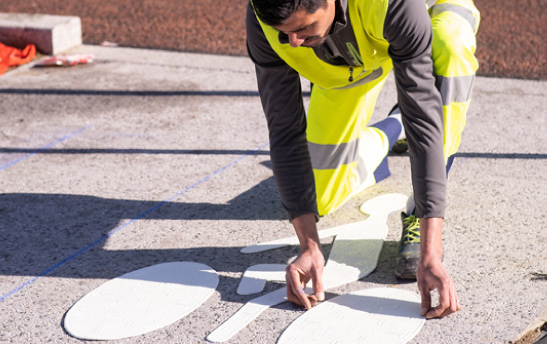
left=511, top=308, right=547, bottom=343
left=0, top=13, right=82, bottom=55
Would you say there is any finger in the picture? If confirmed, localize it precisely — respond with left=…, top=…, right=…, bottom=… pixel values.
left=287, top=291, right=318, bottom=309
left=288, top=270, right=312, bottom=310
left=439, top=301, right=458, bottom=318
left=310, top=265, right=325, bottom=301
left=456, top=297, right=462, bottom=311
left=307, top=294, right=318, bottom=308
left=286, top=276, right=303, bottom=307
left=449, top=283, right=459, bottom=313
left=454, top=285, right=462, bottom=312
left=439, top=284, right=460, bottom=317
left=418, top=283, right=431, bottom=316
left=426, top=284, right=450, bottom=319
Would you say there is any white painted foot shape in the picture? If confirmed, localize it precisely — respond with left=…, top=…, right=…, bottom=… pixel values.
left=64, top=262, right=219, bottom=340
left=278, top=287, right=425, bottom=344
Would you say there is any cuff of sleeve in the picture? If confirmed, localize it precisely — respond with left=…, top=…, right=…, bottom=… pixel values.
left=287, top=210, right=320, bottom=223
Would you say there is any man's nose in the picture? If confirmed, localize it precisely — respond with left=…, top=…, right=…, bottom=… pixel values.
left=287, top=32, right=305, bottom=48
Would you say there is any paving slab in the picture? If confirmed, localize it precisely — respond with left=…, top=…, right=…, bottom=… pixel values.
left=0, top=45, right=545, bottom=344
left=0, top=13, right=81, bottom=54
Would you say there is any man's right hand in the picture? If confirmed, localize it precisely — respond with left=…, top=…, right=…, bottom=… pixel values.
left=286, top=213, right=326, bottom=309
left=286, top=245, right=325, bottom=309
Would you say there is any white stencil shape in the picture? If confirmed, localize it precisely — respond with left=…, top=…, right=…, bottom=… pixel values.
left=207, top=193, right=407, bottom=343
left=240, top=226, right=341, bottom=253
left=278, top=287, right=425, bottom=344
left=322, top=193, right=407, bottom=289
left=237, top=264, right=286, bottom=295
left=206, top=288, right=288, bottom=343
left=64, top=262, right=219, bottom=341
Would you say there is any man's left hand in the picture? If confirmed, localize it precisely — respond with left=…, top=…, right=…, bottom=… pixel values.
left=417, top=217, right=461, bottom=319
left=417, top=257, right=461, bottom=318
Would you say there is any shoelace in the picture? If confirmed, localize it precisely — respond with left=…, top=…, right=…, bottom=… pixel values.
left=402, top=215, right=421, bottom=244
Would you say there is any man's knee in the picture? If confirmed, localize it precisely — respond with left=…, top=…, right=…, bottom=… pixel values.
left=431, top=9, right=479, bottom=77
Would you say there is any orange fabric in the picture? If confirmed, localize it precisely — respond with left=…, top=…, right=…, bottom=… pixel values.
left=0, top=42, right=36, bottom=75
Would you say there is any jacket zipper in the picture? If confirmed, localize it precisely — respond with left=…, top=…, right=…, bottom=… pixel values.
left=346, top=42, right=364, bottom=82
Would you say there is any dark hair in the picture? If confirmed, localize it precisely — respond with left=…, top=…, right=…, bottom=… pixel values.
left=252, top=0, right=327, bottom=26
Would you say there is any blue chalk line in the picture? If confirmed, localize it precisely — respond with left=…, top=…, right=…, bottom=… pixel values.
left=0, top=126, right=92, bottom=171
left=0, top=141, right=269, bottom=302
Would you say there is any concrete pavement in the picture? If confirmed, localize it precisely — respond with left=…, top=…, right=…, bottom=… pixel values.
left=0, top=44, right=545, bottom=343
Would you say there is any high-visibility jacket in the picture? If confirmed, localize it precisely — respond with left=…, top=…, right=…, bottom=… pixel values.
left=247, top=0, right=479, bottom=218
left=257, top=0, right=392, bottom=90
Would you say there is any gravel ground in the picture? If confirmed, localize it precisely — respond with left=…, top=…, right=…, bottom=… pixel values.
left=0, top=0, right=545, bottom=80
left=0, top=1, right=545, bottom=343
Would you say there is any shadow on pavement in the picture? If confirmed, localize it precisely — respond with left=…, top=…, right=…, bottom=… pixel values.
left=0, top=175, right=285, bottom=281
left=0, top=180, right=408, bottom=305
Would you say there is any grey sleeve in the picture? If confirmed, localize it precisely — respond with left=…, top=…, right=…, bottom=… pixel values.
left=384, top=0, right=447, bottom=218
left=246, top=2, right=318, bottom=221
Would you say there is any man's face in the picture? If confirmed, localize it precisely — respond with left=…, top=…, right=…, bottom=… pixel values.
left=274, top=0, right=336, bottom=48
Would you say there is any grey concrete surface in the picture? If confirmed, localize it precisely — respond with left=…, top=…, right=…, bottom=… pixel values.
left=0, top=45, right=545, bottom=344
left=0, top=13, right=81, bottom=54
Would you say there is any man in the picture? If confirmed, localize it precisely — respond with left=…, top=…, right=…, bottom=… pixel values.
left=246, top=0, right=479, bottom=318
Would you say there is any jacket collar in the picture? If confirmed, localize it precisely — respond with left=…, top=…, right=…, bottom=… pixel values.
left=332, top=0, right=348, bottom=34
